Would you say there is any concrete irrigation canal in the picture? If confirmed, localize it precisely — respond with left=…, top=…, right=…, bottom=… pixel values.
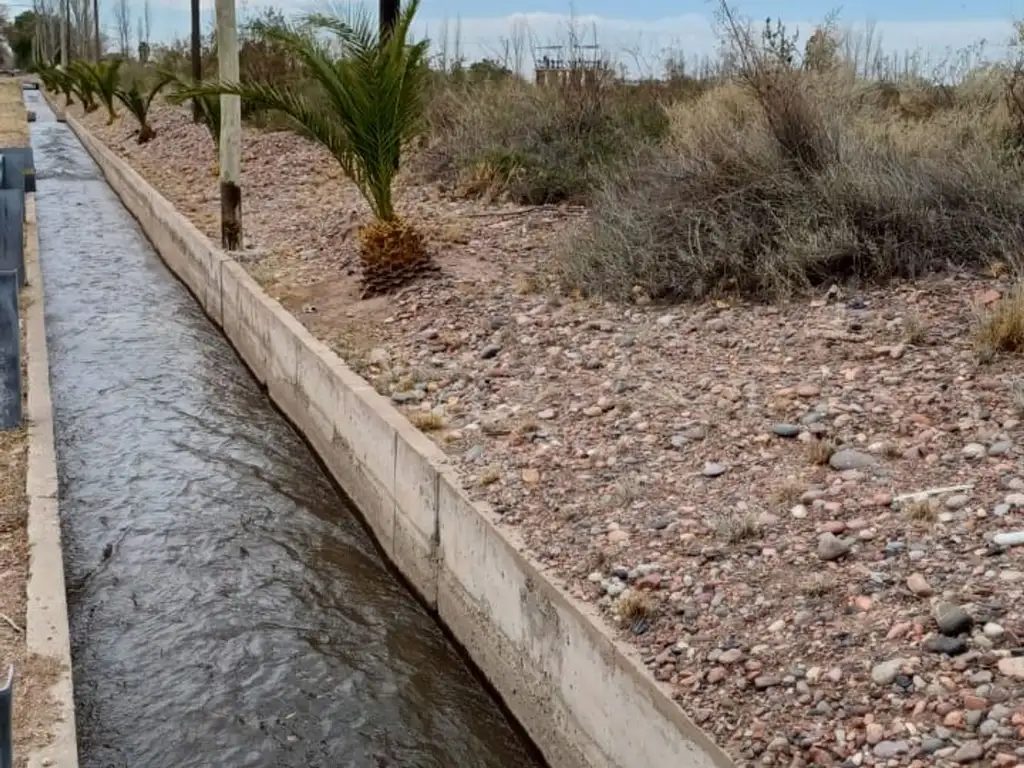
left=25, top=91, right=542, bottom=768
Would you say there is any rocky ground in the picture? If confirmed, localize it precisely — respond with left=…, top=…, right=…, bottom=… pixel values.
left=78, top=102, right=1024, bottom=767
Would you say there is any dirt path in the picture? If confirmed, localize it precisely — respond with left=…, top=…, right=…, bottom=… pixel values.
left=0, top=78, right=61, bottom=768
left=78, top=102, right=1024, bottom=767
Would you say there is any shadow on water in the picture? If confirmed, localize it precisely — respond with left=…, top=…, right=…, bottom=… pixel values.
left=25, top=92, right=542, bottom=768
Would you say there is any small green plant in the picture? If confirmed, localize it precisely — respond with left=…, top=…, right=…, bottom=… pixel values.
left=115, top=72, right=175, bottom=143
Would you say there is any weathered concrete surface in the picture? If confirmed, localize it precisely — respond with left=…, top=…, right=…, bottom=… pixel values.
left=23, top=190, right=79, bottom=768
left=66, top=112, right=735, bottom=768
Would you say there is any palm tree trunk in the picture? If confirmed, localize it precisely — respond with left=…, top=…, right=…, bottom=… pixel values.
left=190, top=0, right=202, bottom=122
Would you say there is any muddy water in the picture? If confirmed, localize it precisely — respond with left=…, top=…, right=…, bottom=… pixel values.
left=25, top=93, right=541, bottom=768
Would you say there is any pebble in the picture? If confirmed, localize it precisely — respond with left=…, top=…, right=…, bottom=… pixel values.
left=945, top=493, right=971, bottom=509
left=828, top=449, right=877, bottom=471
left=983, top=622, right=1005, bottom=639
left=479, top=343, right=502, bottom=359
left=701, top=462, right=728, bottom=478
left=962, top=443, right=987, bottom=459
left=953, top=741, right=984, bottom=763
left=871, top=659, right=903, bottom=685
left=865, top=722, right=885, bottom=745
left=772, top=424, right=801, bottom=437
left=993, top=531, right=1024, bottom=547
left=933, top=601, right=973, bottom=636
left=816, top=532, right=849, bottom=561
left=906, top=572, right=934, bottom=596
left=923, top=635, right=968, bottom=655
left=873, top=740, right=910, bottom=759
left=989, top=440, right=1013, bottom=456
left=997, top=656, right=1024, bottom=679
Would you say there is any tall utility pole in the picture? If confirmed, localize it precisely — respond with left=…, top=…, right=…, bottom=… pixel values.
left=379, top=0, right=398, bottom=38
left=60, top=0, right=69, bottom=65
left=215, top=0, right=242, bottom=250
left=190, top=0, right=202, bottom=122
left=93, top=0, right=101, bottom=60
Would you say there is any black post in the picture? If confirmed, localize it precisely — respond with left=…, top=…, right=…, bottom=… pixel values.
left=190, top=0, right=202, bottom=122
left=379, top=0, right=398, bottom=39
left=380, top=0, right=399, bottom=169
left=0, top=666, right=12, bottom=768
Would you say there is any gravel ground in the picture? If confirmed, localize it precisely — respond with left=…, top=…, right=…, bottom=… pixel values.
left=80, top=103, right=1024, bottom=767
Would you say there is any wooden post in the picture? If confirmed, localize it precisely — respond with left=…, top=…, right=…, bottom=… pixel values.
left=215, top=0, right=242, bottom=251
left=190, top=0, right=202, bottom=122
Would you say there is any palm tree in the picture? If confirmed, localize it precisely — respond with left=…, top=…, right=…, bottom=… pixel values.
left=178, top=0, right=434, bottom=297
left=115, top=72, right=176, bottom=143
left=82, top=58, right=125, bottom=124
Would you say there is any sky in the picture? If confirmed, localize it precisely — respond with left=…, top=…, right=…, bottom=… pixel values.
left=71, top=0, right=1023, bottom=76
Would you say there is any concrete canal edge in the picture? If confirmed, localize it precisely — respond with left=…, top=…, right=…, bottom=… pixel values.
left=65, top=112, right=735, bottom=768
left=23, top=189, right=79, bottom=768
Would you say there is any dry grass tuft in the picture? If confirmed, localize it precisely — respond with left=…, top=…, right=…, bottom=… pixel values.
left=618, top=591, right=655, bottom=622
left=973, top=284, right=1024, bottom=356
left=714, top=512, right=762, bottom=543
left=904, top=499, right=938, bottom=523
left=803, top=573, right=838, bottom=597
left=807, top=438, right=837, bottom=466
left=407, top=411, right=445, bottom=431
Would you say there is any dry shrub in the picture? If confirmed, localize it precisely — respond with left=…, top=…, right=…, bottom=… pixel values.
left=421, top=77, right=671, bottom=204
left=560, top=68, right=1024, bottom=303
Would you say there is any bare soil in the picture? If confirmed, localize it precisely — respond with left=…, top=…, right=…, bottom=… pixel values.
left=79, top=102, right=1024, bottom=767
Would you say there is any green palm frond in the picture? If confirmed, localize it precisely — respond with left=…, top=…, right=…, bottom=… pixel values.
left=177, top=0, right=430, bottom=223
left=163, top=70, right=222, bottom=148
left=66, top=60, right=99, bottom=112
left=88, top=59, right=125, bottom=123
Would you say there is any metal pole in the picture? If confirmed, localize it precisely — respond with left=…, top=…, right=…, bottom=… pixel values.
left=215, top=0, right=242, bottom=250
left=190, top=0, right=202, bottom=122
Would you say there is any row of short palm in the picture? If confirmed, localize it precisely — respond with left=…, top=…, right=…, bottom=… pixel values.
left=31, top=0, right=435, bottom=298
left=33, top=59, right=202, bottom=144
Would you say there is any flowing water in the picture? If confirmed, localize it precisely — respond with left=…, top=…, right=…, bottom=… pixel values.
left=26, top=91, right=541, bottom=768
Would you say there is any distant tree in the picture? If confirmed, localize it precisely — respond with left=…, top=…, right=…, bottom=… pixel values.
left=6, top=11, right=39, bottom=69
